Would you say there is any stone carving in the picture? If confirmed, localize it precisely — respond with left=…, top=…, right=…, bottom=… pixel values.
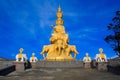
left=16, top=48, right=27, bottom=62
left=40, top=6, right=78, bottom=61
left=83, top=53, right=91, bottom=63
left=95, top=48, right=107, bottom=62
left=30, top=53, right=38, bottom=62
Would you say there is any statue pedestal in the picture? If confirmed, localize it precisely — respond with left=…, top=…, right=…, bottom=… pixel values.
left=32, top=61, right=83, bottom=68
left=83, top=62, right=91, bottom=68
left=96, top=62, right=108, bottom=71
left=31, top=62, right=37, bottom=69
left=13, top=62, right=25, bottom=72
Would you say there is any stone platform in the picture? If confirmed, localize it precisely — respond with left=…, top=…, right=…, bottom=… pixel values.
left=31, top=61, right=83, bottom=68
left=13, top=62, right=25, bottom=72
left=96, top=62, right=108, bottom=71
left=1, top=68, right=120, bottom=80
left=83, top=62, right=91, bottom=68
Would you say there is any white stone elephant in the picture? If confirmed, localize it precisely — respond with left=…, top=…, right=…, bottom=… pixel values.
left=95, top=54, right=107, bottom=62
left=16, top=54, right=27, bottom=62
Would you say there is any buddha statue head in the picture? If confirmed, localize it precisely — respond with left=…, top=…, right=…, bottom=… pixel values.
left=56, top=5, right=64, bottom=26
left=32, top=53, right=35, bottom=57
left=86, top=53, right=89, bottom=57
left=19, top=48, right=24, bottom=53
left=99, top=48, right=103, bottom=53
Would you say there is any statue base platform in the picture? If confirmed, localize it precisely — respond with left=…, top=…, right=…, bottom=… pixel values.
left=31, top=61, right=83, bottom=68
left=31, top=62, right=36, bottom=69
left=13, top=61, right=25, bottom=72
left=44, top=56, right=75, bottom=61
left=83, top=62, right=91, bottom=68
left=96, top=62, right=108, bottom=71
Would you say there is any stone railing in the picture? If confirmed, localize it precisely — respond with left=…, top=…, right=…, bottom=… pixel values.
left=107, top=58, right=120, bottom=75
left=0, top=61, right=15, bottom=76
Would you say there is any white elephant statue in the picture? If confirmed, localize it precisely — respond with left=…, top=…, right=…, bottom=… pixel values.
left=16, top=48, right=27, bottom=62
left=83, top=53, right=91, bottom=63
left=16, top=53, right=27, bottom=62
left=30, top=53, right=38, bottom=62
left=95, top=48, right=107, bottom=62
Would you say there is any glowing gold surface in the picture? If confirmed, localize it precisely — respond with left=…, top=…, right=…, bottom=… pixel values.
left=32, top=56, right=35, bottom=61
left=18, top=48, right=23, bottom=58
left=99, top=48, right=105, bottom=59
left=40, top=6, right=78, bottom=61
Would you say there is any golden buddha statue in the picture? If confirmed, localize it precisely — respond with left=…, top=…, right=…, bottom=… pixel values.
left=40, top=6, right=78, bottom=61
left=83, top=53, right=91, bottom=63
left=30, top=53, right=38, bottom=62
left=95, top=48, right=107, bottom=62
left=16, top=48, right=27, bottom=62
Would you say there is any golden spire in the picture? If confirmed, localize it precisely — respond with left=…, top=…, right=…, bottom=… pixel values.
left=56, top=5, right=64, bottom=25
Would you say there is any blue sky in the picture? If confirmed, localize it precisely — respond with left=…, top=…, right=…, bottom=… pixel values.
left=0, top=0, right=120, bottom=60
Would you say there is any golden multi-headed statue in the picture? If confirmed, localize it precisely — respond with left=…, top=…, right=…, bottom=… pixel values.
left=40, top=6, right=78, bottom=61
